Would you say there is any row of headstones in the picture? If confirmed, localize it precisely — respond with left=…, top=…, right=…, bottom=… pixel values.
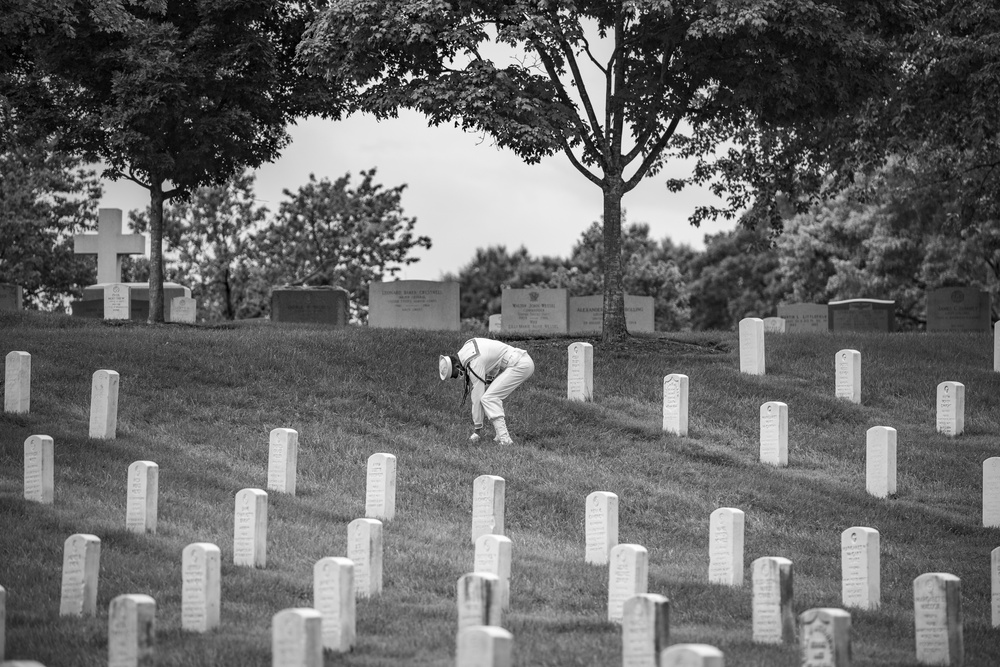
left=96, top=285, right=197, bottom=322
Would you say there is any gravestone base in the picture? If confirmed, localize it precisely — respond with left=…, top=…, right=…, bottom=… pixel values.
left=72, top=283, right=191, bottom=321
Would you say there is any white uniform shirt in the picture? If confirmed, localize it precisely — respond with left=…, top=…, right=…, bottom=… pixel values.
left=457, top=338, right=525, bottom=427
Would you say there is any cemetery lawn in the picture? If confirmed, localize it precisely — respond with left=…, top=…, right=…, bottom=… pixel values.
left=2, top=310, right=1000, bottom=666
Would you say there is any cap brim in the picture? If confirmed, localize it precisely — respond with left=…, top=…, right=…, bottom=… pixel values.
left=438, top=355, right=451, bottom=381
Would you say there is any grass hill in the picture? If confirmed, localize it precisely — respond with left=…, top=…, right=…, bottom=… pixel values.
left=1, top=311, right=998, bottom=666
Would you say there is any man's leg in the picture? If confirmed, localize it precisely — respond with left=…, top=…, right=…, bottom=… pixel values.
left=481, top=356, right=534, bottom=444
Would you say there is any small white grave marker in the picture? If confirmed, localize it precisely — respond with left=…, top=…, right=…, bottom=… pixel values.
left=752, top=556, right=794, bottom=644
left=125, top=461, right=158, bottom=534
left=799, top=608, right=851, bottom=667
left=567, top=342, right=594, bottom=401
left=1, top=584, right=5, bottom=662
left=708, top=507, right=745, bottom=586
left=865, top=426, right=897, bottom=498
left=984, top=457, right=1000, bottom=528
left=89, top=369, right=120, bottom=439
left=841, top=527, right=880, bottom=610
left=621, top=593, right=669, bottom=667
left=660, top=644, right=725, bottom=667
left=991, top=547, right=999, bottom=628
left=759, top=401, right=788, bottom=467
left=585, top=491, right=619, bottom=565
left=457, top=572, right=502, bottom=632
left=995, top=321, right=1000, bottom=372
left=456, top=626, right=513, bottom=667
left=169, top=296, right=197, bottom=323
left=474, top=534, right=512, bottom=611
left=347, top=518, right=383, bottom=598
left=763, top=316, right=786, bottom=333
left=267, top=428, right=298, bottom=495
left=233, top=488, right=267, bottom=568
left=23, top=435, right=53, bottom=504
left=913, top=572, right=963, bottom=665
left=488, top=314, right=502, bottom=333
left=834, top=349, right=861, bottom=403
left=313, top=557, right=355, bottom=653
left=472, top=475, right=505, bottom=544
left=4, top=351, right=30, bottom=414
left=365, top=452, right=397, bottom=521
left=181, top=543, right=220, bottom=633
left=271, top=608, right=323, bottom=667
left=739, top=317, right=765, bottom=375
left=108, top=594, right=155, bottom=667
left=608, top=544, right=649, bottom=623
left=59, top=534, right=100, bottom=616
left=103, top=283, right=131, bottom=320
left=662, top=374, right=689, bottom=436
left=936, top=381, right=965, bottom=437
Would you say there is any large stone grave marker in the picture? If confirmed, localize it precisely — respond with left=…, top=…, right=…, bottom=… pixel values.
left=621, top=593, right=669, bottom=667
left=108, top=594, right=155, bottom=667
left=936, top=381, right=965, bottom=437
left=267, top=428, right=298, bottom=495
left=763, top=316, right=786, bottom=333
left=456, top=626, right=513, bottom=667
left=181, top=543, right=221, bottom=633
left=368, top=280, right=459, bottom=330
left=752, top=556, right=794, bottom=644
left=125, top=461, right=158, bottom=534
left=777, top=303, right=829, bottom=333
left=660, top=644, right=725, bottom=667
left=500, top=288, right=569, bottom=334
left=73, top=209, right=145, bottom=285
left=927, top=287, right=991, bottom=332
left=233, top=488, right=267, bottom=568
left=662, top=374, right=689, bottom=436
left=60, top=534, right=100, bottom=617
left=365, top=452, right=397, bottom=521
left=739, top=318, right=765, bottom=375
left=23, top=435, right=53, bottom=504
left=992, top=547, right=1000, bottom=628
left=866, top=426, right=897, bottom=498
left=913, top=572, right=963, bottom=666
left=474, top=535, right=512, bottom=611
left=608, top=544, right=649, bottom=623
left=271, top=608, right=322, bottom=667
left=799, top=608, right=852, bottom=667
left=759, top=402, right=789, bottom=467
left=104, top=284, right=131, bottom=320
left=457, top=573, right=502, bottom=632
left=89, top=369, right=120, bottom=439
left=841, top=527, right=880, bottom=610
left=828, top=298, right=896, bottom=332
left=984, top=457, right=1000, bottom=528
left=567, top=342, right=594, bottom=402
left=270, top=287, right=349, bottom=326
left=0, top=283, right=23, bottom=311
left=568, top=294, right=655, bottom=334
left=74, top=283, right=191, bottom=322
left=709, top=507, right=745, bottom=586
left=348, top=518, right=383, bottom=598
left=5, top=351, right=30, bottom=414
left=169, top=296, right=197, bottom=324
left=585, top=491, right=618, bottom=565
left=834, top=349, right=861, bottom=404
left=472, top=475, right=505, bottom=544
left=313, top=557, right=355, bottom=653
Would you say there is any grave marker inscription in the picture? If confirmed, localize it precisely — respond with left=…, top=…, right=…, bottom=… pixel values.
left=608, top=544, right=649, bottom=623
left=936, top=382, right=965, bottom=437
left=474, top=534, right=512, bottom=611
left=585, top=491, right=619, bottom=565
left=181, top=543, right=220, bottom=633
left=89, top=369, right=120, bottom=439
left=348, top=518, right=383, bottom=598
left=313, top=557, right=356, bottom=653
left=233, top=489, right=267, bottom=568
left=267, top=428, right=298, bottom=495
left=621, top=593, right=669, bottom=667
left=752, top=556, right=795, bottom=644
left=708, top=507, right=745, bottom=586
left=567, top=342, right=594, bottom=402
left=834, top=349, right=861, bottom=403
left=739, top=318, right=765, bottom=375
left=799, top=608, right=852, bottom=667
left=23, top=435, right=53, bottom=504
left=5, top=351, right=30, bottom=414
left=457, top=573, right=502, bottom=632
left=125, top=461, right=158, bottom=534
left=60, top=534, right=100, bottom=616
left=984, top=457, right=1000, bottom=528
left=107, top=594, right=155, bottom=667
left=866, top=427, right=897, bottom=498
left=365, top=453, right=397, bottom=521
left=841, top=527, right=880, bottom=610
left=271, top=608, right=323, bottom=667
left=662, top=374, right=689, bottom=436
left=913, top=573, right=963, bottom=666
left=759, top=402, right=789, bottom=467
left=472, top=475, right=505, bottom=544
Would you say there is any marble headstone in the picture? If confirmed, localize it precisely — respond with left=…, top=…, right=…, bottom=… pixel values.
left=752, top=556, right=795, bottom=644
left=271, top=608, right=323, bottom=667
left=841, top=527, right=880, bottom=610
left=984, top=457, right=1000, bottom=528
left=913, top=573, right=963, bottom=666
left=585, top=491, right=619, bottom=566
left=457, top=572, right=502, bottom=631
left=474, top=534, right=512, bottom=611
left=313, top=557, right=356, bottom=653
left=89, top=369, right=120, bottom=439
left=759, top=401, right=789, bottom=467
left=455, top=626, right=513, bottom=667
left=660, top=644, right=725, bottom=667
left=866, top=426, right=897, bottom=498
left=834, top=349, right=861, bottom=404
left=348, top=518, right=383, bottom=598
left=662, top=374, right=689, bottom=436
left=107, top=594, right=155, bottom=667
left=267, top=428, right=298, bottom=495
left=5, top=351, right=30, bottom=414
left=567, top=342, right=594, bottom=402
left=59, top=534, right=100, bottom=616
left=181, top=542, right=221, bottom=633
left=777, top=303, right=829, bottom=333
left=125, top=461, right=158, bottom=534
left=500, top=288, right=569, bottom=335
left=472, top=475, right=505, bottom=544
left=368, top=280, right=460, bottom=331
left=739, top=318, right=766, bottom=375
left=799, top=608, right=852, bottom=667
left=936, top=381, right=965, bottom=437
left=365, top=452, right=397, bottom=521
left=621, top=593, right=669, bottom=667
left=23, top=435, right=53, bottom=504
left=708, top=508, right=745, bottom=587
left=608, top=544, right=649, bottom=623
left=233, top=488, right=268, bottom=568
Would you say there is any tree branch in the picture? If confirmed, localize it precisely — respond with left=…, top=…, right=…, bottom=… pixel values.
left=560, top=139, right=604, bottom=188
left=557, top=36, right=607, bottom=153
left=623, top=110, right=685, bottom=192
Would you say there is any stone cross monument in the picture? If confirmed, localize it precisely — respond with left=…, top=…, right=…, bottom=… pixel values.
left=73, top=209, right=146, bottom=284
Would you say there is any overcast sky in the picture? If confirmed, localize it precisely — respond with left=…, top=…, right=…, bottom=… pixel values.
left=99, top=111, right=737, bottom=281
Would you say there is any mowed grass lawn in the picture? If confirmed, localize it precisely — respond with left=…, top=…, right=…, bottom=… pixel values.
left=1, top=310, right=999, bottom=666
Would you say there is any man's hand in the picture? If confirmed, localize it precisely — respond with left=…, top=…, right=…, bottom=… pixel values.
left=469, top=426, right=483, bottom=443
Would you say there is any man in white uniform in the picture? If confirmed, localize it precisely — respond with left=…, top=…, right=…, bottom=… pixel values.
left=439, top=337, right=535, bottom=445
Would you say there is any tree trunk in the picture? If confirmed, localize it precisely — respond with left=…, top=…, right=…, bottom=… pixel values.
left=602, top=178, right=628, bottom=342
left=148, top=182, right=165, bottom=323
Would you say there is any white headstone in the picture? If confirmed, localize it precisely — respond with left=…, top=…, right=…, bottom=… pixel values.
left=0, top=585, right=5, bottom=662
left=763, top=316, right=786, bottom=333
left=368, top=280, right=460, bottom=331
left=23, top=435, right=53, bottom=504
left=125, top=461, right=158, bottom=534
left=759, top=402, right=789, bottom=467
left=984, top=457, right=1000, bottom=528
left=233, top=488, right=267, bottom=568
left=73, top=209, right=145, bottom=285
left=475, top=534, right=513, bottom=611
left=660, top=644, right=725, bottom=666
left=347, top=518, right=383, bottom=598
left=103, top=283, right=131, bottom=320
left=799, top=608, right=851, bottom=667
left=995, top=321, right=1000, bottom=372
left=991, top=547, right=1000, bottom=628
left=709, top=508, right=745, bottom=586
left=739, top=317, right=765, bottom=375
left=621, top=593, right=669, bottom=667
left=841, top=527, right=880, bottom=610
left=456, top=625, right=513, bottom=667
left=913, top=572, right=963, bottom=666
left=181, top=543, right=221, bottom=633
left=169, top=296, right=197, bottom=323
left=267, top=428, right=298, bottom=495
left=472, top=475, right=505, bottom=544
left=59, top=534, right=100, bottom=616
left=865, top=426, right=897, bottom=498
left=500, top=287, right=569, bottom=335
left=457, top=572, right=502, bottom=631
left=107, top=594, right=155, bottom=667
left=89, top=369, right=120, bottom=439
left=608, top=544, right=649, bottom=623
left=271, top=608, right=323, bottom=667
left=365, top=452, right=397, bottom=521
left=4, top=351, right=30, bottom=414
left=567, top=342, right=594, bottom=402
left=662, top=374, right=689, bottom=436
left=488, top=314, right=502, bottom=333
left=313, top=557, right=355, bottom=653
left=936, top=381, right=965, bottom=437
left=585, top=491, right=619, bottom=566
left=752, top=556, right=794, bottom=644
left=834, top=349, right=861, bottom=404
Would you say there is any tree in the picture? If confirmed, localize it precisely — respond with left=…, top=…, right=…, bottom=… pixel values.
left=298, top=0, right=916, bottom=340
